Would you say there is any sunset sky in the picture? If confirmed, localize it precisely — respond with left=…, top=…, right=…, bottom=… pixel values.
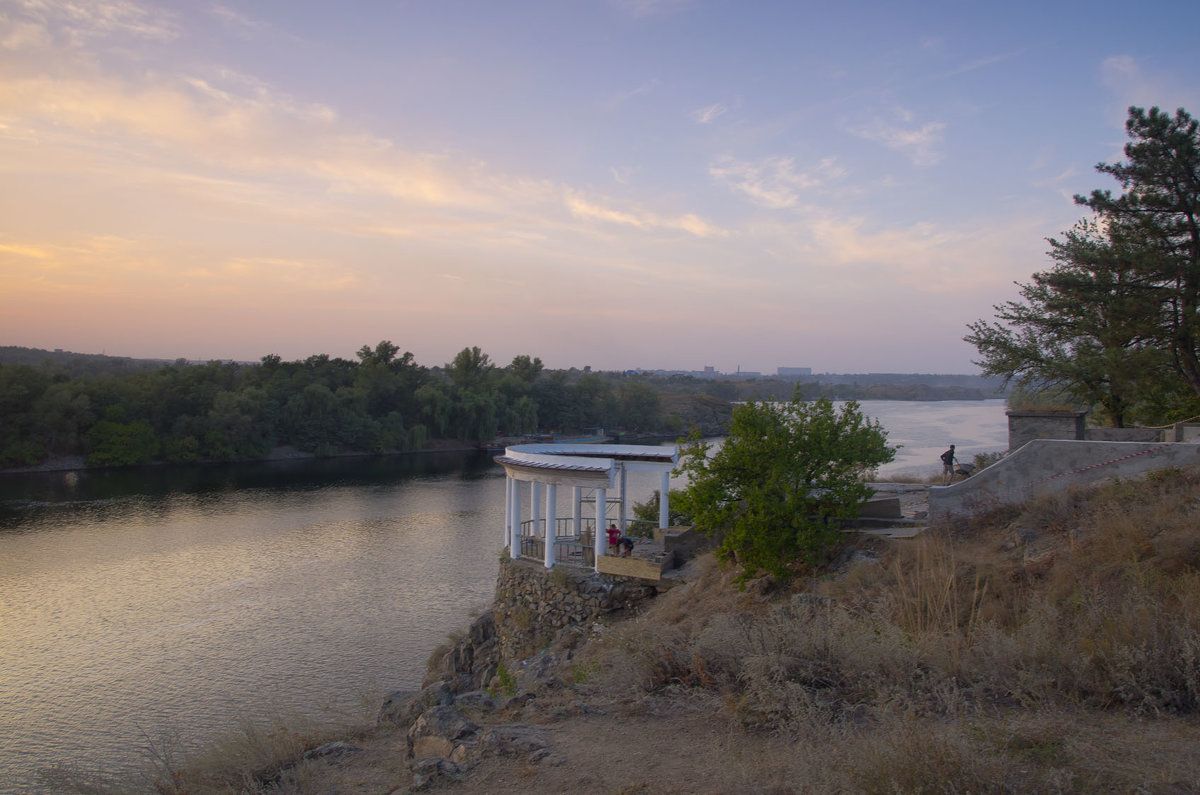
left=2, top=1, right=1198, bottom=374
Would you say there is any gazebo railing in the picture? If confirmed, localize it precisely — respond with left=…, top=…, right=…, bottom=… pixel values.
left=516, top=517, right=599, bottom=567
left=514, top=517, right=668, bottom=567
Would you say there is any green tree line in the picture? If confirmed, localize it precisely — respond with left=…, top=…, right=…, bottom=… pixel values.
left=0, top=343, right=668, bottom=468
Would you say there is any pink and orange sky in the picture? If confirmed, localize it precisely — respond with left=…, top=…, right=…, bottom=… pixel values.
left=2, top=0, right=1198, bottom=373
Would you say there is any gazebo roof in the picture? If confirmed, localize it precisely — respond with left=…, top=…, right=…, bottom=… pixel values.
left=493, top=443, right=678, bottom=482
left=500, top=443, right=676, bottom=463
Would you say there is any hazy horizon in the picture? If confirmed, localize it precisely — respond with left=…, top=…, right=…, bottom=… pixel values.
left=6, top=342, right=1005, bottom=378
left=2, top=1, right=1197, bottom=374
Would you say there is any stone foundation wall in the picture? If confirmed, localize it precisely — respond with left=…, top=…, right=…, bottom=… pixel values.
left=493, top=557, right=656, bottom=661
left=423, top=556, right=658, bottom=694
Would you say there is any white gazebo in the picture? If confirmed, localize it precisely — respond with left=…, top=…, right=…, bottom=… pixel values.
left=494, top=443, right=679, bottom=571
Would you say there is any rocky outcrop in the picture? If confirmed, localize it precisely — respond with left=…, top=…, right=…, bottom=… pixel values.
left=420, top=610, right=500, bottom=693
left=379, top=680, right=564, bottom=789
left=379, top=556, right=662, bottom=788
left=403, top=700, right=557, bottom=789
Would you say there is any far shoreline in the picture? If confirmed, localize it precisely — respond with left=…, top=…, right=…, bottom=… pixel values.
left=0, top=440, right=483, bottom=477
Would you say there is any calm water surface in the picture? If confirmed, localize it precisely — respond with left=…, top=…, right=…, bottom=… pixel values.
left=0, top=453, right=504, bottom=791
left=0, top=400, right=1008, bottom=790
left=857, top=398, right=1009, bottom=475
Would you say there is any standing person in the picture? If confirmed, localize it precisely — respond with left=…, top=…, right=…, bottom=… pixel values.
left=941, top=445, right=957, bottom=485
left=606, top=523, right=621, bottom=555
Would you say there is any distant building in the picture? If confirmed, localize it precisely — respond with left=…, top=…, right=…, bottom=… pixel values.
left=777, top=367, right=811, bottom=377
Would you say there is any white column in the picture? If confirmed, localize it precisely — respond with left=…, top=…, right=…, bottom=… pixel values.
left=618, top=464, right=628, bottom=532
left=531, top=482, right=542, bottom=537
left=510, top=480, right=523, bottom=555
left=572, top=486, right=582, bottom=537
left=544, top=483, right=557, bottom=568
left=594, top=486, right=607, bottom=570
left=503, top=475, right=512, bottom=546
left=659, top=470, right=670, bottom=528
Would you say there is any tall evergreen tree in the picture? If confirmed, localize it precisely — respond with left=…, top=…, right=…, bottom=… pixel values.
left=1078, top=106, right=1200, bottom=396
left=965, top=220, right=1167, bottom=426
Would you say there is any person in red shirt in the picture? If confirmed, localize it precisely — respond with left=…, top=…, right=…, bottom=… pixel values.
left=606, top=523, right=635, bottom=557
left=606, top=523, right=621, bottom=554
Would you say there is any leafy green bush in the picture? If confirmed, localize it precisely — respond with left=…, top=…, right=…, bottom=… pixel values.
left=674, top=391, right=893, bottom=584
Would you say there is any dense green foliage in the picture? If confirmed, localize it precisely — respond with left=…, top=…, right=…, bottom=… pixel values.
left=968, top=106, right=1200, bottom=426
left=674, top=391, right=894, bottom=584
left=0, top=344, right=673, bottom=468
left=0, top=342, right=996, bottom=470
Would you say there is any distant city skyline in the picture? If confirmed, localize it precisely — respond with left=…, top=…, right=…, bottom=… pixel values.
left=2, top=1, right=1198, bottom=374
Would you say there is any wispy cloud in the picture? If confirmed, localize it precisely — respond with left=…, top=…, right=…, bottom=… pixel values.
left=209, top=4, right=266, bottom=32
left=710, top=155, right=841, bottom=209
left=0, top=70, right=492, bottom=210
left=934, top=50, right=1022, bottom=80
left=207, top=5, right=301, bottom=43
left=0, top=17, right=51, bottom=49
left=1099, top=55, right=1200, bottom=127
left=0, top=237, right=52, bottom=258
left=9, top=0, right=178, bottom=44
left=849, top=109, right=946, bottom=166
left=564, top=190, right=727, bottom=238
left=735, top=209, right=1050, bottom=302
left=610, top=165, right=636, bottom=185
left=604, top=78, right=661, bottom=110
left=691, top=103, right=726, bottom=124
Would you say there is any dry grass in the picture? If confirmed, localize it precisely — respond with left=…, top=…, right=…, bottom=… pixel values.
left=579, top=465, right=1200, bottom=789
left=41, top=707, right=379, bottom=794
left=152, top=712, right=375, bottom=794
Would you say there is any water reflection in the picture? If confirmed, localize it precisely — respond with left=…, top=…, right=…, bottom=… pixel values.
left=0, top=451, right=503, bottom=791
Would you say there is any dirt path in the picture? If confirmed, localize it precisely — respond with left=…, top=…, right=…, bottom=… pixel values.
left=297, top=704, right=825, bottom=794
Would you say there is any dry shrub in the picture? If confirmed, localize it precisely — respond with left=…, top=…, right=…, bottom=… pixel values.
left=1019, top=469, right=1200, bottom=712
left=870, top=467, right=1200, bottom=714
left=152, top=712, right=356, bottom=794
left=587, top=465, right=1200, bottom=749
left=848, top=715, right=1007, bottom=794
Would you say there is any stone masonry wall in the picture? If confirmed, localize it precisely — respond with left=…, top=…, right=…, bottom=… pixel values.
left=492, top=556, right=656, bottom=662
left=421, top=556, right=657, bottom=695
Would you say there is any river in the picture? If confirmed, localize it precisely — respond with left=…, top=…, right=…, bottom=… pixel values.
left=0, top=399, right=1008, bottom=790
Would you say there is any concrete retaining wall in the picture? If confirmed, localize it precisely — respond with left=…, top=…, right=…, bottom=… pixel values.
left=930, top=439, right=1200, bottom=523
left=1007, top=410, right=1086, bottom=451
left=1175, top=423, right=1200, bottom=442
left=1084, top=427, right=1164, bottom=442
left=1007, top=409, right=1171, bottom=447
